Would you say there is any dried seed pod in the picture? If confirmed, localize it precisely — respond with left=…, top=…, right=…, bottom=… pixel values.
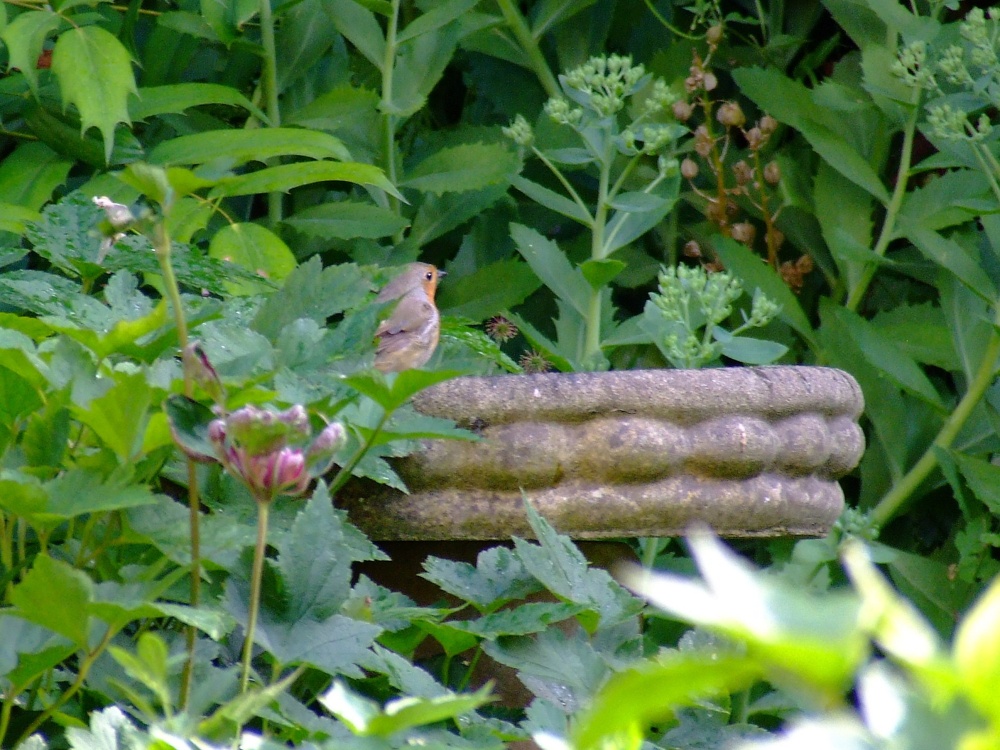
left=681, top=158, right=700, bottom=179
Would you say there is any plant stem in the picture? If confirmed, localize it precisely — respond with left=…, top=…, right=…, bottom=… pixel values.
left=241, top=498, right=271, bottom=694
left=329, top=409, right=391, bottom=496
left=582, top=147, right=613, bottom=367
left=495, top=0, right=560, bottom=98
left=382, top=0, right=404, bottom=241
left=844, top=103, right=919, bottom=312
left=12, top=628, right=116, bottom=747
left=152, top=222, right=201, bottom=710
left=871, top=308, right=1000, bottom=528
left=258, top=0, right=283, bottom=225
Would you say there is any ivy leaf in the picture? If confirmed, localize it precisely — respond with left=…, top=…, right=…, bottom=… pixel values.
left=401, top=143, right=520, bottom=194
left=51, top=26, right=138, bottom=163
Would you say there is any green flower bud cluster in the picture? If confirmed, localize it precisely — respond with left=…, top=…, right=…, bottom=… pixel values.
left=890, top=8, right=1000, bottom=145
left=562, top=53, right=647, bottom=118
left=502, top=113, right=534, bottom=148
left=650, top=265, right=781, bottom=368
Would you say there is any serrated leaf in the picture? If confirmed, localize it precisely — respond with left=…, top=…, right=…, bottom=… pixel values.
left=209, top=222, right=296, bottom=295
left=421, top=546, right=541, bottom=611
left=515, top=502, right=643, bottom=629
left=436, top=259, right=542, bottom=319
left=251, top=257, right=370, bottom=340
left=453, top=602, right=584, bottom=638
left=209, top=161, right=401, bottom=199
left=70, top=371, right=152, bottom=461
left=284, top=201, right=408, bottom=240
left=325, top=0, right=385, bottom=68
left=408, top=183, right=509, bottom=247
left=11, top=555, right=93, bottom=647
left=732, top=68, right=889, bottom=203
left=130, top=83, right=267, bottom=121
left=396, top=0, right=478, bottom=42
left=401, top=143, right=519, bottom=194
left=904, top=223, right=997, bottom=303
left=0, top=10, right=62, bottom=96
left=510, top=223, right=591, bottom=318
left=149, top=128, right=350, bottom=166
left=511, top=175, right=592, bottom=226
left=51, top=25, right=138, bottom=163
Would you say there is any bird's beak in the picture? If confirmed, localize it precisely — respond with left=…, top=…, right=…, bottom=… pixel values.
left=438, top=270, right=448, bottom=278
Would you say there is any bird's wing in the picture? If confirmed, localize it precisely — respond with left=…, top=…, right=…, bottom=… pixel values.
left=376, top=293, right=435, bottom=337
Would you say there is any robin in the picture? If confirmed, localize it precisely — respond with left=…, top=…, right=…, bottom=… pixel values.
left=374, top=262, right=445, bottom=372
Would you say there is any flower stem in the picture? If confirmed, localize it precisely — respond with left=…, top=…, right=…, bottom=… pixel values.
left=329, top=409, right=391, bottom=496
left=258, top=0, right=283, bottom=224
left=495, top=0, right=560, bottom=98
left=582, top=146, right=613, bottom=368
left=871, top=307, right=1000, bottom=528
left=845, top=103, right=919, bottom=312
left=152, top=223, right=201, bottom=710
left=382, top=0, right=404, bottom=242
left=241, top=498, right=271, bottom=694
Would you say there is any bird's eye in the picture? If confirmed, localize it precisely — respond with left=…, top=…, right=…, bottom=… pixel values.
left=425, top=271, right=434, bottom=281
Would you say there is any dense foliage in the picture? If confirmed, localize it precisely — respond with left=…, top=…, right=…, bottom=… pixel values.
left=1, top=0, right=1000, bottom=747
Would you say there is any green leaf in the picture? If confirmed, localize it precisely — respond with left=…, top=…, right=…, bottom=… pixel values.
left=603, top=175, right=680, bottom=254
left=388, top=25, right=460, bottom=117
left=0, top=142, right=72, bottom=211
left=903, top=223, right=997, bottom=303
left=130, top=83, right=267, bottom=122
left=710, top=237, right=816, bottom=347
left=284, top=201, right=408, bottom=240
left=44, top=469, right=158, bottom=520
left=715, top=331, right=788, bottom=365
left=320, top=681, right=492, bottom=737
left=51, top=25, right=138, bottom=163
left=453, top=602, right=584, bottom=638
left=210, top=161, right=401, bottom=200
left=579, top=258, right=626, bottom=291
left=574, top=652, right=762, bottom=750
left=71, top=371, right=152, bottom=461
left=407, top=183, right=509, bottom=248
left=325, top=0, right=385, bottom=68
left=0, top=367, right=44, bottom=430
left=0, top=9, right=62, bottom=96
left=11, top=555, right=93, bottom=647
left=421, top=546, right=541, bottom=612
left=514, top=502, right=643, bottom=629
left=163, top=395, right=217, bottom=462
left=251, top=257, right=370, bottom=340
left=208, top=223, right=296, bottom=295
left=630, top=531, right=868, bottom=697
left=149, top=127, right=350, bottom=166
left=732, top=68, right=889, bottom=203
left=872, top=302, right=957, bottom=371
left=952, top=453, right=1000, bottom=515
left=511, top=175, right=592, bottom=226
left=824, top=304, right=944, bottom=409
left=436, top=259, right=543, bottom=319
left=401, top=143, right=519, bottom=194
left=814, top=161, right=875, bottom=286
left=277, top=491, right=355, bottom=620
left=510, top=223, right=591, bottom=319
left=396, top=0, right=478, bottom=43
left=483, top=627, right=608, bottom=706
left=343, top=369, right=465, bottom=413
left=955, top=575, right=1000, bottom=723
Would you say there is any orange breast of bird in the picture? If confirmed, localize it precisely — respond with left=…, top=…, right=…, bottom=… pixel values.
left=374, top=263, right=444, bottom=372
